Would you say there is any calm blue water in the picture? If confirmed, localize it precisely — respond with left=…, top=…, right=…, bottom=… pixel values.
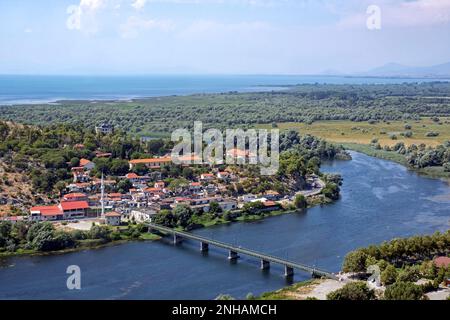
left=0, top=152, right=449, bottom=300
left=0, top=74, right=447, bottom=105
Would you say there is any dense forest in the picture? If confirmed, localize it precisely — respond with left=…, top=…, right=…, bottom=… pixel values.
left=1, top=82, right=450, bottom=136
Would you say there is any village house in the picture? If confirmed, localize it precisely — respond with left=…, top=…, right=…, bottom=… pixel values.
left=29, top=205, right=63, bottom=221
left=226, top=148, right=256, bottom=163
left=104, top=211, right=122, bottom=226
left=264, top=190, right=281, bottom=201
left=154, top=181, right=165, bottom=189
left=128, top=157, right=172, bottom=170
left=79, top=158, right=95, bottom=171
left=29, top=200, right=90, bottom=221
left=217, top=171, right=231, bottom=180
left=95, top=122, right=114, bottom=135
left=67, top=182, right=92, bottom=193
left=130, top=209, right=157, bottom=223
left=200, top=173, right=215, bottom=182
left=59, top=201, right=90, bottom=219
left=71, top=167, right=90, bottom=183
left=238, top=194, right=258, bottom=203
left=125, top=173, right=150, bottom=187
left=94, top=151, right=112, bottom=158
left=434, top=256, right=450, bottom=269
left=63, top=193, right=88, bottom=202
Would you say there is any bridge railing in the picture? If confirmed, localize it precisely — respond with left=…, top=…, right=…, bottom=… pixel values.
left=147, top=223, right=337, bottom=279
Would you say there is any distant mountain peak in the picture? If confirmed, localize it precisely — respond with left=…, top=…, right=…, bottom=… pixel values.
left=361, top=61, right=450, bottom=78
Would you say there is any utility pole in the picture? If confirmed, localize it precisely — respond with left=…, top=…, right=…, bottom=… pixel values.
left=100, top=172, right=105, bottom=217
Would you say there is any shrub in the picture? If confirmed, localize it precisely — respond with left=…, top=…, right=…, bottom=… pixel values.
left=327, top=282, right=375, bottom=300
left=381, top=264, right=398, bottom=285
left=384, top=282, right=424, bottom=300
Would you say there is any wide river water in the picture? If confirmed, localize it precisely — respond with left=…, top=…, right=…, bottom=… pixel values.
left=0, top=152, right=449, bottom=299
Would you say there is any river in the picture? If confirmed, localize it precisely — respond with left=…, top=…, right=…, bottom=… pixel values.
left=0, top=152, right=449, bottom=299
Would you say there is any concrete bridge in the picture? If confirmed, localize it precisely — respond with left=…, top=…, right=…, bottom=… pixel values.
left=147, top=223, right=337, bottom=280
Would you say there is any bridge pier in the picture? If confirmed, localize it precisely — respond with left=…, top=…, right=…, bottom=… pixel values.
left=173, top=234, right=183, bottom=245
left=200, top=242, right=209, bottom=252
left=284, top=266, right=294, bottom=277
left=228, top=250, right=239, bottom=260
left=260, top=259, right=270, bottom=270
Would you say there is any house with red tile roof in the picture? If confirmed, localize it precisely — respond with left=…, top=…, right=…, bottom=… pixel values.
left=129, top=157, right=172, bottom=169
left=104, top=211, right=121, bottom=226
left=29, top=205, right=63, bottom=221
left=63, top=193, right=88, bottom=202
left=434, top=256, right=450, bottom=269
left=79, top=158, right=95, bottom=170
left=59, top=201, right=90, bottom=219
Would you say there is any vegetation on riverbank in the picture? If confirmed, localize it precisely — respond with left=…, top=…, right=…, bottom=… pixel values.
left=339, top=230, right=450, bottom=300
left=0, top=220, right=159, bottom=258
left=341, top=143, right=450, bottom=179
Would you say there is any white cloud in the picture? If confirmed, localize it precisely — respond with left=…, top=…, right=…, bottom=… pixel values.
left=119, top=16, right=175, bottom=38
left=131, top=0, right=147, bottom=10
left=66, top=0, right=106, bottom=32
left=338, top=0, right=450, bottom=28
left=24, top=28, right=33, bottom=33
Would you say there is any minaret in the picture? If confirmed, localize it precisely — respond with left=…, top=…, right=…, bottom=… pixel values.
left=100, top=172, right=105, bottom=217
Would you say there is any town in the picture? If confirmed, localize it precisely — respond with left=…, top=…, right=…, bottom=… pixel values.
left=26, top=150, right=325, bottom=229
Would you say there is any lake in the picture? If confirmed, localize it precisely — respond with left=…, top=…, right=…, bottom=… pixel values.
left=0, top=74, right=446, bottom=105
left=0, top=152, right=449, bottom=299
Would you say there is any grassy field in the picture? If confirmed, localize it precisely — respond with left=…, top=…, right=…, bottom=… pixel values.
left=258, top=117, right=450, bottom=148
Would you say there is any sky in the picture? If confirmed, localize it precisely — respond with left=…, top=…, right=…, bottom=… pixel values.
left=0, top=0, right=449, bottom=75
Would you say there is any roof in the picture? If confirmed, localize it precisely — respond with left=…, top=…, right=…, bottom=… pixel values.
left=226, top=148, right=250, bottom=157
left=177, top=154, right=202, bottom=162
left=80, top=158, right=92, bottom=167
left=434, top=256, right=450, bottom=268
left=59, top=201, right=90, bottom=211
left=201, top=173, right=215, bottom=177
left=218, top=171, right=230, bottom=175
left=144, top=187, right=162, bottom=193
left=108, top=193, right=123, bottom=198
left=190, top=182, right=201, bottom=186
left=126, top=173, right=139, bottom=179
left=263, top=201, right=278, bottom=207
left=129, top=157, right=172, bottom=165
left=30, top=205, right=63, bottom=216
left=63, top=193, right=87, bottom=199
left=104, top=212, right=121, bottom=217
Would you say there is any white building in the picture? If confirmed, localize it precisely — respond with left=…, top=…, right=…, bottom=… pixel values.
left=130, top=209, right=157, bottom=223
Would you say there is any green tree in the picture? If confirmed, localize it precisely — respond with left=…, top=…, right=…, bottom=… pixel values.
left=327, top=282, right=375, bottom=300
left=381, top=264, right=398, bottom=285
left=384, top=282, right=424, bottom=300
left=294, top=194, right=307, bottom=209
left=342, top=250, right=368, bottom=273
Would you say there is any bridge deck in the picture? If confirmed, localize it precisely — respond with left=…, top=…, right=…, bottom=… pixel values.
left=148, top=223, right=337, bottom=279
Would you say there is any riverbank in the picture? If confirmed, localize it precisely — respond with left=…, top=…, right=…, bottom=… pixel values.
left=0, top=227, right=161, bottom=259
left=341, top=143, right=450, bottom=180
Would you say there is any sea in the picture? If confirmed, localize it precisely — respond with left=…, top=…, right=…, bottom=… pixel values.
left=0, top=74, right=448, bottom=105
